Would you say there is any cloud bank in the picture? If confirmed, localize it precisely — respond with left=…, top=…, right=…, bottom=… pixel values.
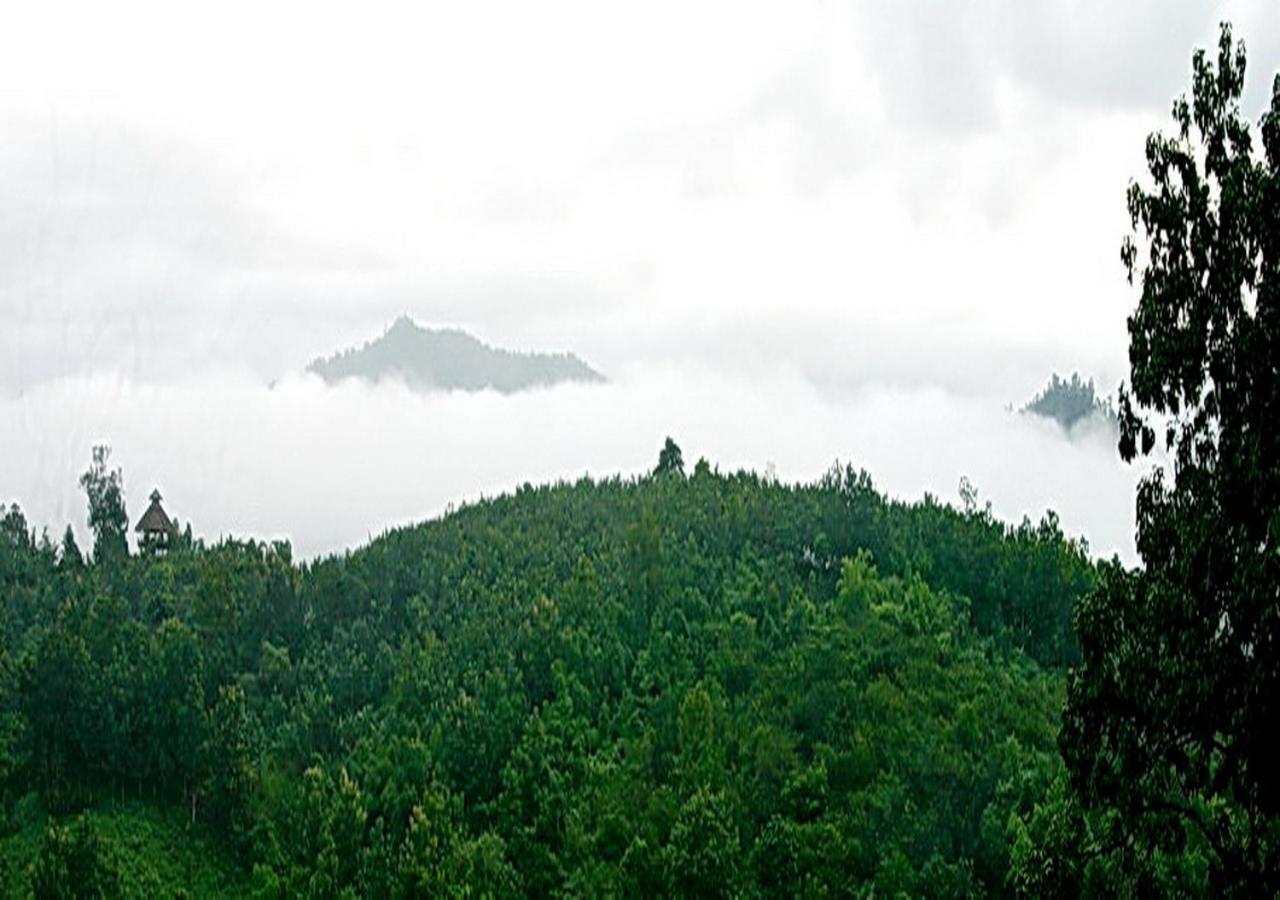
left=2, top=366, right=1141, bottom=564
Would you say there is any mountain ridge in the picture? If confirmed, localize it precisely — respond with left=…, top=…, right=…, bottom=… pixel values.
left=307, top=315, right=604, bottom=393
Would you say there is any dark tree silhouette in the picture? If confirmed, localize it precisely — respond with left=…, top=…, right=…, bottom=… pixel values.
left=79, top=445, right=128, bottom=564
left=655, top=437, right=685, bottom=476
left=1061, top=24, right=1280, bottom=891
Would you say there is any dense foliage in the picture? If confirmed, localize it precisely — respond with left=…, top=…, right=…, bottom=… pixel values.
left=0, top=442, right=1095, bottom=896
left=1057, top=24, right=1280, bottom=893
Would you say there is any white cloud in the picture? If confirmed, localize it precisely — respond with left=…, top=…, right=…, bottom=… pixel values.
left=3, top=1, right=1268, bottom=561
left=1, top=367, right=1140, bottom=563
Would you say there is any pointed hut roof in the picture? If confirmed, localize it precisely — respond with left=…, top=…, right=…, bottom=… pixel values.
left=135, top=488, right=175, bottom=535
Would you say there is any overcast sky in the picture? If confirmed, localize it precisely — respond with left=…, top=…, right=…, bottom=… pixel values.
left=2, top=2, right=1275, bottom=560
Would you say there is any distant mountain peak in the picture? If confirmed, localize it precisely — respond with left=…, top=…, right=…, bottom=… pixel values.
left=306, top=317, right=604, bottom=393
left=386, top=313, right=432, bottom=337
left=1022, top=372, right=1118, bottom=433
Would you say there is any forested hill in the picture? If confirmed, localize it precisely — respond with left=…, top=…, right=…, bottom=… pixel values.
left=306, top=315, right=604, bottom=392
left=0, top=447, right=1096, bottom=895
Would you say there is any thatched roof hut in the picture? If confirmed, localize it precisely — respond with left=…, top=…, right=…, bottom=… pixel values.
left=135, top=489, right=176, bottom=539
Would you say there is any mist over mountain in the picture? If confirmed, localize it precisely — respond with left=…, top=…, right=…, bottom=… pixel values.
left=306, top=316, right=604, bottom=393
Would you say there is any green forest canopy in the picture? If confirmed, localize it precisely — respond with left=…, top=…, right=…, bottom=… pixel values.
left=2, top=21, right=1273, bottom=899
left=0, top=444, right=1094, bottom=896
left=6, top=31, right=1274, bottom=892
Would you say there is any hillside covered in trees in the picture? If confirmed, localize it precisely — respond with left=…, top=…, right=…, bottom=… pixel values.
left=0, top=14, right=1271, bottom=898
left=306, top=316, right=604, bottom=393
left=0, top=442, right=1100, bottom=896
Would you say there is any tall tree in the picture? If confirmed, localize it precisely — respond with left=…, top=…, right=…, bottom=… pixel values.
left=1061, top=24, right=1280, bottom=891
left=58, top=526, right=83, bottom=571
left=655, top=437, right=685, bottom=477
left=79, top=445, right=128, bottom=564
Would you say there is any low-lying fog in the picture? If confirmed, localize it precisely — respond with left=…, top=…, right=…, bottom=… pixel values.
left=2, top=364, right=1141, bottom=564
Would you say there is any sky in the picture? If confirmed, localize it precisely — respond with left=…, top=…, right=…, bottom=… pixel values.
left=1, top=1, right=1275, bottom=561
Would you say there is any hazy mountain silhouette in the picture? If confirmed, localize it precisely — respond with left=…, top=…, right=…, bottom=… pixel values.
left=307, top=316, right=604, bottom=393
left=1022, top=372, right=1118, bottom=433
